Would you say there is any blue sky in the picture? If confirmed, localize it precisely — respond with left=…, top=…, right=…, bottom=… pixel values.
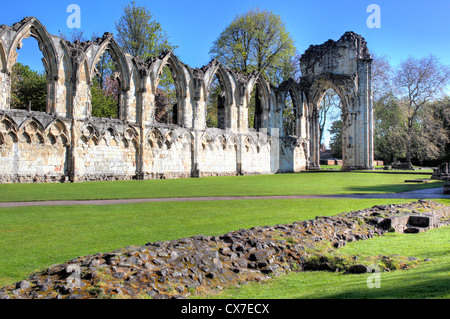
left=3, top=0, right=450, bottom=72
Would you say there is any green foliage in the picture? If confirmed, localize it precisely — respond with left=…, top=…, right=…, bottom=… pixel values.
left=115, top=1, right=177, bottom=123
left=206, top=77, right=221, bottom=128
left=91, top=50, right=120, bottom=118
left=209, top=7, right=296, bottom=85
left=283, top=93, right=295, bottom=135
left=90, top=79, right=119, bottom=118
left=209, top=7, right=296, bottom=129
left=155, top=66, right=177, bottom=124
left=115, top=1, right=175, bottom=60
left=329, top=120, right=343, bottom=159
left=10, top=63, right=47, bottom=112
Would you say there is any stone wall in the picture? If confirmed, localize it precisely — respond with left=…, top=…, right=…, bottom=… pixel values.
left=0, top=17, right=374, bottom=183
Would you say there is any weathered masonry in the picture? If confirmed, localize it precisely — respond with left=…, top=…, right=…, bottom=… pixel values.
left=0, top=17, right=374, bottom=183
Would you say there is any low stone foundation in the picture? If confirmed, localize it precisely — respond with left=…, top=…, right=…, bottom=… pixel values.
left=1, top=200, right=448, bottom=299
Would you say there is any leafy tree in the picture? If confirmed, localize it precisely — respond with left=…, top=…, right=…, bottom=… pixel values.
left=115, top=1, right=174, bottom=60
left=210, top=7, right=295, bottom=83
left=431, top=96, right=450, bottom=162
left=91, top=49, right=120, bottom=118
left=10, top=63, right=47, bottom=112
left=209, top=7, right=296, bottom=129
left=206, top=75, right=221, bottom=128
left=115, top=1, right=177, bottom=123
left=328, top=119, right=343, bottom=159
left=90, top=78, right=120, bottom=118
left=283, top=92, right=295, bottom=135
left=60, top=29, right=121, bottom=118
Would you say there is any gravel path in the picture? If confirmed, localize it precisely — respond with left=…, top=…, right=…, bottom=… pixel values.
left=0, top=187, right=448, bottom=208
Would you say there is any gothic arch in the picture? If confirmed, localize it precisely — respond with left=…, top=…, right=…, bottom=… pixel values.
left=203, top=61, right=234, bottom=105
left=150, top=51, right=187, bottom=98
left=245, top=73, right=271, bottom=131
left=300, top=31, right=373, bottom=170
left=0, top=41, right=7, bottom=73
left=88, top=35, right=131, bottom=91
left=6, top=17, right=58, bottom=77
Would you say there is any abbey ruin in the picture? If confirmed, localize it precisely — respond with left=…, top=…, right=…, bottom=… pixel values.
left=0, top=17, right=374, bottom=183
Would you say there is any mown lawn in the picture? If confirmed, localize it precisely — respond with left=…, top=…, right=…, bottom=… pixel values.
left=0, top=198, right=415, bottom=288
left=0, top=172, right=447, bottom=299
left=0, top=171, right=444, bottom=202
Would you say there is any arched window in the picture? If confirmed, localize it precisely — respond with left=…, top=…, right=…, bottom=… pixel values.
left=318, top=89, right=342, bottom=166
left=91, top=49, right=120, bottom=118
left=283, top=90, right=296, bottom=136
left=248, top=83, right=263, bottom=131
left=10, top=37, right=47, bottom=112
left=206, top=74, right=226, bottom=129
left=155, top=64, right=177, bottom=124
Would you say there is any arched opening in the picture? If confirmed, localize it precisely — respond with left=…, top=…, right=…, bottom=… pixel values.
left=90, top=49, right=121, bottom=119
left=10, top=37, right=47, bottom=112
left=248, top=83, right=263, bottom=131
left=155, top=64, right=177, bottom=125
left=318, top=88, right=342, bottom=169
left=283, top=90, right=296, bottom=136
left=206, top=74, right=226, bottom=129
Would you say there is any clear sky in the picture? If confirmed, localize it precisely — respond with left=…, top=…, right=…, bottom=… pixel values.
left=2, top=0, right=450, bottom=72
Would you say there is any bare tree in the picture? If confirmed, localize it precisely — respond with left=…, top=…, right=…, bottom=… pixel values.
left=319, top=90, right=341, bottom=147
left=394, top=55, right=450, bottom=165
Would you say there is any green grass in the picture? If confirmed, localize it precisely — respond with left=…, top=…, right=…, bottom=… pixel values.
left=0, top=172, right=447, bottom=298
left=0, top=198, right=415, bottom=287
left=319, top=165, right=434, bottom=173
left=0, top=172, right=443, bottom=202
left=204, top=223, right=450, bottom=299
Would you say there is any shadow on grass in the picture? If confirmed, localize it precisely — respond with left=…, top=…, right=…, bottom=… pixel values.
left=310, top=264, right=450, bottom=299
left=344, top=182, right=445, bottom=194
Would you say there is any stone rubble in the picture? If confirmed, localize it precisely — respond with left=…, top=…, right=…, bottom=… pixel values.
left=0, top=200, right=448, bottom=299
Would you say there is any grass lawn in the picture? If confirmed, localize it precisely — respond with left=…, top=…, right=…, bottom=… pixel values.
left=203, top=222, right=450, bottom=299
left=0, top=198, right=418, bottom=288
left=0, top=171, right=447, bottom=299
left=317, top=165, right=434, bottom=173
left=0, top=171, right=444, bottom=202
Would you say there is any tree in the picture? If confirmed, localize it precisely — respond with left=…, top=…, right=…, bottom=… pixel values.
left=209, top=7, right=296, bottom=84
left=59, top=29, right=88, bottom=42
left=430, top=96, right=450, bottom=162
left=115, top=1, right=174, bottom=60
left=206, top=75, right=221, bottom=128
left=90, top=78, right=120, bottom=118
left=373, top=93, right=407, bottom=162
left=10, top=63, right=47, bottom=112
left=393, top=54, right=450, bottom=165
left=328, top=119, right=343, bottom=159
left=115, top=1, right=177, bottom=123
left=319, top=90, right=341, bottom=146
left=282, top=92, right=295, bottom=135
left=371, top=53, right=394, bottom=101
left=209, top=7, right=296, bottom=130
